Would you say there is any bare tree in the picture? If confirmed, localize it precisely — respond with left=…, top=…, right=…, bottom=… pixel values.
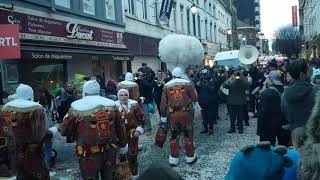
left=274, top=25, right=303, bottom=58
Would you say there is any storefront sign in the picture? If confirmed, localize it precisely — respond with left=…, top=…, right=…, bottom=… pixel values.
left=21, top=51, right=132, bottom=61
left=112, top=56, right=130, bottom=61
left=0, top=24, right=20, bottom=59
left=66, top=23, right=94, bottom=40
left=0, top=9, right=126, bottom=48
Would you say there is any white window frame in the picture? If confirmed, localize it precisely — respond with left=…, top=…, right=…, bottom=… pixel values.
left=180, top=5, right=184, bottom=32
left=128, top=0, right=136, bottom=15
left=54, top=0, right=71, bottom=8
left=105, top=0, right=115, bottom=20
left=83, top=0, right=96, bottom=15
left=142, top=0, right=148, bottom=20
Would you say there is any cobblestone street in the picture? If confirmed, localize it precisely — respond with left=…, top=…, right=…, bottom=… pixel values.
left=50, top=105, right=259, bottom=180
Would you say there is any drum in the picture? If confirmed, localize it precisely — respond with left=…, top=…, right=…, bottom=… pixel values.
left=251, top=86, right=261, bottom=98
left=218, top=84, right=229, bottom=102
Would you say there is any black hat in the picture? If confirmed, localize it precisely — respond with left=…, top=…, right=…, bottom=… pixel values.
left=268, top=59, right=278, bottom=68
left=138, top=164, right=183, bottom=180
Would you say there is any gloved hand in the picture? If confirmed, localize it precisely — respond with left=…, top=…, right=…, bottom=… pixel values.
left=139, top=97, right=145, bottom=104
left=282, top=124, right=290, bottom=130
left=193, top=102, right=202, bottom=112
left=159, top=117, right=169, bottom=129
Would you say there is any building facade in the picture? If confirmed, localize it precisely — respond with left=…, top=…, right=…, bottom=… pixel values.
left=299, top=0, right=320, bottom=59
left=123, top=0, right=232, bottom=72
left=0, top=0, right=131, bottom=95
left=237, top=0, right=261, bottom=32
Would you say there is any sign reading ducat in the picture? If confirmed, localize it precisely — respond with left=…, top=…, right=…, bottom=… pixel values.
left=0, top=9, right=126, bottom=48
left=66, top=23, right=94, bottom=40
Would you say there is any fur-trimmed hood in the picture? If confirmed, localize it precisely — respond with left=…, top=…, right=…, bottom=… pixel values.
left=297, top=92, right=320, bottom=180
left=305, top=91, right=320, bottom=143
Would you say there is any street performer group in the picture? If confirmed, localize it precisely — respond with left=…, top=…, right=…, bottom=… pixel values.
left=0, top=34, right=204, bottom=179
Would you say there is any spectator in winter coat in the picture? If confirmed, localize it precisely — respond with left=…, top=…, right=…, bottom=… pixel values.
left=105, top=80, right=118, bottom=100
left=249, top=65, right=266, bottom=113
left=195, top=69, right=219, bottom=135
left=224, top=69, right=250, bottom=134
left=297, top=92, right=320, bottom=180
left=135, top=70, right=156, bottom=135
left=281, top=60, right=317, bottom=131
left=257, top=71, right=290, bottom=147
left=311, top=68, right=320, bottom=86
left=58, top=83, right=76, bottom=122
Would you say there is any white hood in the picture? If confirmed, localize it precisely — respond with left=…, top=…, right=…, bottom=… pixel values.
left=71, top=95, right=116, bottom=111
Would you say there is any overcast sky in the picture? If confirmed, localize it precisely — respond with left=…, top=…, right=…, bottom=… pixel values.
left=261, top=0, right=299, bottom=39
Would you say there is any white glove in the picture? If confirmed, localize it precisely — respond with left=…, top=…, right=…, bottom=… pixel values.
left=193, top=102, right=202, bottom=111
left=139, top=97, right=145, bottom=104
left=282, top=124, right=290, bottom=130
left=160, top=117, right=167, bottom=123
left=136, top=126, right=145, bottom=135
left=48, top=126, right=59, bottom=136
left=119, top=144, right=128, bottom=155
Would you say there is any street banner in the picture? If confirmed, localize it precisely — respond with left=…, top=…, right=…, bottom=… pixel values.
left=0, top=24, right=20, bottom=59
left=292, top=6, right=298, bottom=27
left=159, top=0, right=174, bottom=22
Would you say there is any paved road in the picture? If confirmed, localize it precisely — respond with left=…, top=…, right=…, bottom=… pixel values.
left=50, top=104, right=259, bottom=180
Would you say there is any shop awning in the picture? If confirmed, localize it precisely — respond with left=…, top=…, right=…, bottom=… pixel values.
left=20, top=42, right=133, bottom=61
left=32, top=64, right=63, bottom=73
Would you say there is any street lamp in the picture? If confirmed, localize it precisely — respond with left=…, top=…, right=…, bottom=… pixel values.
left=242, top=37, right=247, bottom=46
left=227, top=29, right=232, bottom=35
left=227, top=29, right=232, bottom=50
left=191, top=4, right=197, bottom=36
left=191, top=4, right=198, bottom=15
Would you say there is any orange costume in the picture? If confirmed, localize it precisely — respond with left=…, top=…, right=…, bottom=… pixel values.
left=160, top=68, right=198, bottom=166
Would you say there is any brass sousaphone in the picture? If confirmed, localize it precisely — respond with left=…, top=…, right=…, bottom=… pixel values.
left=219, top=45, right=259, bottom=101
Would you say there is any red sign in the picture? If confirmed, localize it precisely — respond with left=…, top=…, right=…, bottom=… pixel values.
left=0, top=9, right=125, bottom=49
left=0, top=24, right=20, bottom=59
left=292, top=6, right=298, bottom=27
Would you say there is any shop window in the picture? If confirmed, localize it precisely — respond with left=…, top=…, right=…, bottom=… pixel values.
left=180, top=5, right=184, bottom=32
left=128, top=0, right=136, bottom=15
left=55, top=0, right=71, bottom=8
left=142, top=0, right=148, bottom=20
left=5, top=64, right=18, bottom=84
left=83, top=0, right=96, bottom=15
left=105, top=0, right=115, bottom=20
left=20, top=62, right=65, bottom=93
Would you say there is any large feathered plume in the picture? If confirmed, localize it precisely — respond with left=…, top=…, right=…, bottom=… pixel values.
left=158, top=34, right=204, bottom=69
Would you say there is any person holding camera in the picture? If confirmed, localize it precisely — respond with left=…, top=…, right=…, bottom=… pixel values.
left=135, top=70, right=156, bottom=135
left=224, top=68, right=250, bottom=134
left=195, top=69, right=219, bottom=135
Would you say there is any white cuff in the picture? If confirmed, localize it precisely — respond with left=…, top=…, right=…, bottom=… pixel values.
left=48, top=126, right=58, bottom=136
left=136, top=126, right=144, bottom=135
left=185, top=154, right=196, bottom=163
left=119, top=144, right=128, bottom=155
left=160, top=117, right=167, bottom=123
left=132, top=175, right=139, bottom=180
left=169, top=155, right=179, bottom=165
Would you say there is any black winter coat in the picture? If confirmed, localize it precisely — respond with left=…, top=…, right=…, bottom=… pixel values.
left=195, top=79, right=219, bottom=105
left=257, top=85, right=285, bottom=136
left=224, top=77, right=249, bottom=106
left=135, top=78, right=155, bottom=104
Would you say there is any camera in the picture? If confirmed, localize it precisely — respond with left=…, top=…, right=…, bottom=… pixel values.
left=234, top=71, right=241, bottom=79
